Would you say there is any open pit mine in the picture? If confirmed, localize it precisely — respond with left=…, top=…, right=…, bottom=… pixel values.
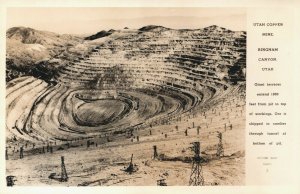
left=6, top=25, right=246, bottom=186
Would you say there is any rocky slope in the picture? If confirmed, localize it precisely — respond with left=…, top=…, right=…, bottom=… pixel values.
left=6, top=25, right=246, bottom=186
left=6, top=27, right=86, bottom=82
left=6, top=25, right=246, bottom=84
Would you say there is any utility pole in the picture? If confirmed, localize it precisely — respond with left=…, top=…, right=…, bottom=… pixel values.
left=124, top=154, right=136, bottom=174
left=153, top=145, right=158, bottom=159
left=189, top=142, right=204, bottom=186
left=5, top=147, right=8, bottom=160
left=19, top=146, right=24, bottom=159
left=216, top=132, right=224, bottom=157
left=60, top=156, right=68, bottom=182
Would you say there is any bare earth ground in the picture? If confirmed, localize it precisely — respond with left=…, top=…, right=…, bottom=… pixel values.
left=6, top=100, right=245, bottom=186
left=6, top=25, right=246, bottom=186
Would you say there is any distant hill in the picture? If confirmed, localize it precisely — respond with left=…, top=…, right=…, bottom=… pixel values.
left=7, top=27, right=81, bottom=45
left=138, top=25, right=171, bottom=32
left=84, top=29, right=115, bottom=40
left=84, top=25, right=171, bottom=41
left=6, top=27, right=86, bottom=82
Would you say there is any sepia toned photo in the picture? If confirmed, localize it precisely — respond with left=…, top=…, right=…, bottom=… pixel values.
left=5, top=7, right=246, bottom=186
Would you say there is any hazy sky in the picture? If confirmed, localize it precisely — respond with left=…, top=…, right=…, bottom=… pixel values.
left=7, top=8, right=246, bottom=35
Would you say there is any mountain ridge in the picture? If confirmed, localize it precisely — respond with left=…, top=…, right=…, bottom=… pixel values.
left=6, top=25, right=246, bottom=84
left=7, top=25, right=246, bottom=42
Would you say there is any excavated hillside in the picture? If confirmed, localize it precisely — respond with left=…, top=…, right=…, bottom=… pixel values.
left=57, top=25, right=246, bottom=88
left=6, top=25, right=246, bottom=186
